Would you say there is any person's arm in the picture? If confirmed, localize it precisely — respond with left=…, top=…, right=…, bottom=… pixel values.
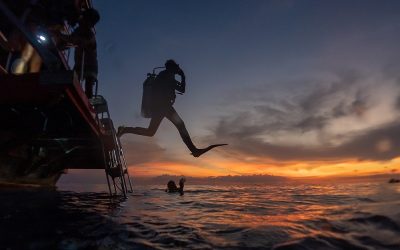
left=57, top=32, right=76, bottom=46
left=57, top=29, right=91, bottom=48
left=175, top=69, right=186, bottom=93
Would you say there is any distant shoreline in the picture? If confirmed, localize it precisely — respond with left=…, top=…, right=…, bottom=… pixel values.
left=58, top=170, right=399, bottom=187
left=134, top=173, right=399, bottom=185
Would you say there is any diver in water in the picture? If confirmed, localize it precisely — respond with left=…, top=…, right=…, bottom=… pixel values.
left=117, top=59, right=226, bottom=157
left=166, top=177, right=186, bottom=195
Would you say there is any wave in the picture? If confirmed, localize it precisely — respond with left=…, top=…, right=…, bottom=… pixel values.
left=273, top=235, right=366, bottom=250
left=348, top=215, right=400, bottom=231
left=1, top=183, right=400, bottom=249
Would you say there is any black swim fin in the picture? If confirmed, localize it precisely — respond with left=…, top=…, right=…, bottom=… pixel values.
left=191, top=144, right=228, bottom=157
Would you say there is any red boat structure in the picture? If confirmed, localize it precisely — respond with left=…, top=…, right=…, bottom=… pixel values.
left=0, top=0, right=132, bottom=197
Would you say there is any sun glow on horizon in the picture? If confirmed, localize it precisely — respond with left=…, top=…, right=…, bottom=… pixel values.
left=127, top=157, right=400, bottom=178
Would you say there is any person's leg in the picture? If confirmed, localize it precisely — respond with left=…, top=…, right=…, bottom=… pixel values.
left=165, top=107, right=197, bottom=152
left=120, top=114, right=164, bottom=137
left=85, top=74, right=97, bottom=99
left=165, top=107, right=228, bottom=157
left=85, top=79, right=94, bottom=99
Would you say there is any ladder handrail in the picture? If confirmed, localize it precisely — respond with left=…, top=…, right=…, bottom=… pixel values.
left=93, top=96, right=132, bottom=197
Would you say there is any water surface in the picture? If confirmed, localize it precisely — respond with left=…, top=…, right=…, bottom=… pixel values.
left=1, top=182, right=399, bottom=249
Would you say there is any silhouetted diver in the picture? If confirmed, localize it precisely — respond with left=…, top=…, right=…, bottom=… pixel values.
left=166, top=177, right=186, bottom=195
left=118, top=59, right=227, bottom=157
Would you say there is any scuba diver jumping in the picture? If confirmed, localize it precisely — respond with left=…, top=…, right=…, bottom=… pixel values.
left=117, top=59, right=226, bottom=157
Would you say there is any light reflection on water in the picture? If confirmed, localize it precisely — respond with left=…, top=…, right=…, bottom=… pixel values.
left=1, top=182, right=400, bottom=249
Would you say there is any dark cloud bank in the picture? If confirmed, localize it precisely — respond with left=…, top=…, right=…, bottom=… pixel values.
left=211, top=70, right=400, bottom=162
left=214, top=120, right=400, bottom=162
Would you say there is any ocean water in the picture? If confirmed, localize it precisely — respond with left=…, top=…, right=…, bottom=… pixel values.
left=1, top=182, right=400, bottom=250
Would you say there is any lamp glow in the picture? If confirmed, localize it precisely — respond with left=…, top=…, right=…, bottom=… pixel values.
left=37, top=34, right=48, bottom=44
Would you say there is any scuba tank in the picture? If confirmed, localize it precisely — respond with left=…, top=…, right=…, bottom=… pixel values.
left=140, top=73, right=155, bottom=118
left=140, top=67, right=164, bottom=118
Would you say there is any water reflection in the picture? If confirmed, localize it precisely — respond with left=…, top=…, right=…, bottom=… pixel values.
left=0, top=182, right=399, bottom=249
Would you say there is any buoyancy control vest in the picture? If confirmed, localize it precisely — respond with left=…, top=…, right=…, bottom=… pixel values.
left=140, top=67, right=185, bottom=118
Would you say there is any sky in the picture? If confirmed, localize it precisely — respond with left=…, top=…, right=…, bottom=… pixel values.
left=88, top=0, right=400, bottom=178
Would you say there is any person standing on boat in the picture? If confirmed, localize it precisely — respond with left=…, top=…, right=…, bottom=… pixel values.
left=117, top=59, right=226, bottom=157
left=58, top=8, right=100, bottom=99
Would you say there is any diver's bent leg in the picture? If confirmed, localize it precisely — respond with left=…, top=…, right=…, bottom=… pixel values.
left=165, top=107, right=198, bottom=152
left=122, top=115, right=164, bottom=137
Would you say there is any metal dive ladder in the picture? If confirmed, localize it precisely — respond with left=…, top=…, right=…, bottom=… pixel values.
left=90, top=95, right=133, bottom=198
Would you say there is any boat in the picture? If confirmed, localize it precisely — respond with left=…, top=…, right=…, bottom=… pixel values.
left=0, top=0, right=132, bottom=197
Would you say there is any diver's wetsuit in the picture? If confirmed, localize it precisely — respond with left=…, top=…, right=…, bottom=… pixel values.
left=119, top=62, right=227, bottom=157
left=121, top=70, right=198, bottom=153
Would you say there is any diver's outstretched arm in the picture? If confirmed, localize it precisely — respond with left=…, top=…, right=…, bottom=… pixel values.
left=175, top=70, right=186, bottom=93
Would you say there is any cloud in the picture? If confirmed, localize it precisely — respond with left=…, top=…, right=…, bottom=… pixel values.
left=210, top=70, right=400, bottom=162
left=121, top=137, right=167, bottom=165
left=120, top=136, right=225, bottom=176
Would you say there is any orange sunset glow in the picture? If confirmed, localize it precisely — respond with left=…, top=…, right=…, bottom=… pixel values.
left=126, top=156, right=400, bottom=178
